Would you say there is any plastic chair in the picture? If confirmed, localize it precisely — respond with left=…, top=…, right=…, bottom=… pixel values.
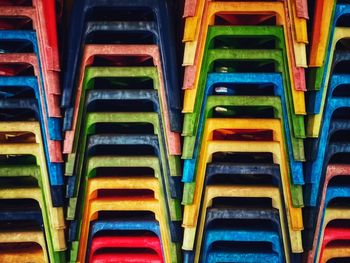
left=62, top=22, right=180, bottom=131
left=66, top=67, right=180, bottom=169
left=86, top=220, right=161, bottom=261
left=63, top=20, right=181, bottom=128
left=307, top=26, right=350, bottom=138
left=185, top=185, right=295, bottom=259
left=201, top=227, right=284, bottom=263
left=183, top=142, right=303, bottom=254
left=73, top=180, right=179, bottom=263
left=66, top=111, right=181, bottom=219
left=312, top=185, right=350, bottom=262
left=83, top=155, right=181, bottom=223
left=182, top=118, right=303, bottom=230
left=205, top=250, right=279, bottom=263
left=91, top=253, right=162, bottom=263
left=68, top=155, right=182, bottom=257
left=319, top=226, right=350, bottom=262
left=308, top=165, right=350, bottom=260
left=71, top=134, right=181, bottom=218
left=62, top=0, right=181, bottom=125
left=0, top=3, right=61, bottom=101
left=183, top=70, right=305, bottom=161
left=182, top=0, right=308, bottom=45
left=0, top=98, right=62, bottom=167
left=182, top=0, right=307, bottom=66
left=0, top=229, right=48, bottom=262
left=305, top=75, right=350, bottom=206
left=90, top=236, right=164, bottom=262
left=0, top=30, right=60, bottom=118
left=63, top=43, right=180, bottom=134
left=183, top=26, right=306, bottom=118
left=65, top=89, right=180, bottom=186
left=306, top=207, right=350, bottom=263
left=65, top=88, right=181, bottom=199
left=183, top=95, right=304, bottom=187
left=200, top=207, right=284, bottom=263
left=0, top=53, right=62, bottom=163
left=0, top=76, right=63, bottom=204
left=0, top=187, right=65, bottom=262
left=0, top=121, right=63, bottom=206
left=0, top=75, right=60, bottom=139
left=190, top=164, right=286, bottom=262
left=182, top=3, right=307, bottom=116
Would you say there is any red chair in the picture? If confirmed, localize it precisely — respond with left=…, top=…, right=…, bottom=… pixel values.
left=90, top=236, right=164, bottom=263
left=91, top=253, right=162, bottom=263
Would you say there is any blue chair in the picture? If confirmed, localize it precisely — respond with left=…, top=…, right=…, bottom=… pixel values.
left=205, top=207, right=283, bottom=244
left=308, top=4, right=350, bottom=114
left=206, top=250, right=279, bottom=263
left=200, top=227, right=284, bottom=263
left=0, top=30, right=61, bottom=140
left=305, top=74, right=350, bottom=206
left=62, top=0, right=181, bottom=132
left=182, top=72, right=304, bottom=187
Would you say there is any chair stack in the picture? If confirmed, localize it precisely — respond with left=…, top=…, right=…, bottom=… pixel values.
left=0, top=1, right=66, bottom=262
left=305, top=2, right=350, bottom=262
left=60, top=0, right=183, bottom=262
left=181, top=1, right=309, bottom=262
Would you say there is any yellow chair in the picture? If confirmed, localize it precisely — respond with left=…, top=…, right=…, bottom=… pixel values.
left=182, top=118, right=304, bottom=253
left=320, top=245, right=350, bottom=263
left=189, top=185, right=294, bottom=262
left=307, top=27, right=350, bottom=138
left=0, top=122, right=65, bottom=251
left=0, top=229, right=48, bottom=263
left=0, top=187, right=65, bottom=261
left=75, top=169, right=178, bottom=263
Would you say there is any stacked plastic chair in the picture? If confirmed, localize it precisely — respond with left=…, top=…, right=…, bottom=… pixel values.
left=305, top=1, right=350, bottom=263
left=0, top=1, right=66, bottom=262
left=61, top=0, right=183, bottom=262
left=181, top=0, right=309, bottom=262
